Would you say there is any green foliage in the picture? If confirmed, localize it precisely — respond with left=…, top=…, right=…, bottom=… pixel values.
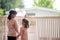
left=15, top=0, right=24, bottom=8
left=34, top=0, right=53, bottom=8
left=0, top=0, right=1, bottom=6
left=0, top=8, right=4, bottom=16
left=58, top=12, right=60, bottom=16
left=0, top=0, right=24, bottom=11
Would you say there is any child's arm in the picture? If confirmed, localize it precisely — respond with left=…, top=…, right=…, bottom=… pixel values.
left=17, top=27, right=24, bottom=38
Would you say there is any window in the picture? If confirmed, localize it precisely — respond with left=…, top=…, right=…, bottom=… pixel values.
left=27, top=13, right=35, bottom=16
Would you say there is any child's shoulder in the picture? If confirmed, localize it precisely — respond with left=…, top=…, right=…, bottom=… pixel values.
left=20, top=27, right=24, bottom=30
left=20, top=27, right=27, bottom=30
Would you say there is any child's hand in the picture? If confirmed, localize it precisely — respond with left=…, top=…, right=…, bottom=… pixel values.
left=17, top=34, right=20, bottom=38
left=16, top=35, right=19, bottom=40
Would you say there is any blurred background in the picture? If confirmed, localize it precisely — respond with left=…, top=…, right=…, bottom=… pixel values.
left=0, top=0, right=60, bottom=16
left=0, top=0, right=60, bottom=40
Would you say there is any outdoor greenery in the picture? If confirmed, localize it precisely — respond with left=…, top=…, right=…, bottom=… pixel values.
left=0, top=0, right=60, bottom=16
left=34, top=0, right=53, bottom=8
left=0, top=0, right=24, bottom=11
left=58, top=12, right=60, bottom=16
left=0, top=8, right=4, bottom=16
left=0, top=0, right=24, bottom=16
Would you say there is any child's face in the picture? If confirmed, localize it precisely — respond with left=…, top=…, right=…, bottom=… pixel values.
left=22, top=21, right=25, bottom=26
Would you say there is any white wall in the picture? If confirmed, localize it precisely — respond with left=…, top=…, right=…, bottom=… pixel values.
left=35, top=10, right=58, bottom=16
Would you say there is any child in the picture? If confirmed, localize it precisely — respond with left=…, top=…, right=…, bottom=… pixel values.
left=17, top=19, right=29, bottom=40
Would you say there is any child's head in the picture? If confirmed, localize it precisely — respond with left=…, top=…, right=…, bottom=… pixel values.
left=22, top=19, right=29, bottom=28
